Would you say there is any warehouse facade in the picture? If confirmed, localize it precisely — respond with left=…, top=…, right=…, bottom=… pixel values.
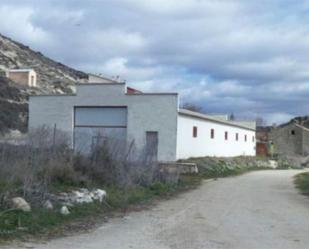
left=29, top=82, right=256, bottom=161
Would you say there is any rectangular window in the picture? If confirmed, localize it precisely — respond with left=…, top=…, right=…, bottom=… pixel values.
left=236, top=133, right=239, bottom=141
left=193, top=126, right=198, bottom=138
left=225, top=131, right=228, bottom=140
left=245, top=134, right=247, bottom=142
left=211, top=129, right=215, bottom=139
left=252, top=136, right=255, bottom=142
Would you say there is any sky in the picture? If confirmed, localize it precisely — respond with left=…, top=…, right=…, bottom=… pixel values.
left=0, top=0, right=309, bottom=125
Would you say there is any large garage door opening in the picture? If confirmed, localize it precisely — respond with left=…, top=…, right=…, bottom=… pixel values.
left=74, top=107, right=127, bottom=154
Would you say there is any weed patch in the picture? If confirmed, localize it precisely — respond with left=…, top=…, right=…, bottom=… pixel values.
left=294, top=172, right=309, bottom=195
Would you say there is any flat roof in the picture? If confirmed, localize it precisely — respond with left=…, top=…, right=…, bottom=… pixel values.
left=29, top=83, right=178, bottom=97
left=76, top=82, right=125, bottom=86
left=8, top=69, right=34, bottom=72
left=178, top=109, right=256, bottom=131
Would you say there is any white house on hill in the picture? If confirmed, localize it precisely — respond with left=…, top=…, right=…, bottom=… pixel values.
left=6, top=68, right=37, bottom=87
left=29, top=79, right=256, bottom=161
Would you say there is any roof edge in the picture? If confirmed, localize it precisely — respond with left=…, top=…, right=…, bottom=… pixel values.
left=178, top=109, right=256, bottom=131
left=76, top=82, right=125, bottom=86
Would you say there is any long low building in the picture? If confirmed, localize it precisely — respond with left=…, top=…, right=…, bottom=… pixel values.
left=29, top=81, right=256, bottom=161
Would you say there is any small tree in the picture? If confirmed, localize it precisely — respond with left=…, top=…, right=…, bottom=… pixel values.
left=181, top=102, right=204, bottom=113
left=229, top=113, right=235, bottom=121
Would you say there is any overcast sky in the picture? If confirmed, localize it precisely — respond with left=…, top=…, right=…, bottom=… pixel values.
left=1, top=0, right=309, bottom=124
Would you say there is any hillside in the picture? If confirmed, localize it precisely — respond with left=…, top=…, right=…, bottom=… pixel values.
left=0, top=75, right=28, bottom=134
left=0, top=33, right=87, bottom=94
left=0, top=34, right=88, bottom=134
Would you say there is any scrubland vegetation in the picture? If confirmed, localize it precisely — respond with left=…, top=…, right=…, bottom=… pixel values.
left=0, top=127, right=191, bottom=241
left=0, top=126, right=280, bottom=242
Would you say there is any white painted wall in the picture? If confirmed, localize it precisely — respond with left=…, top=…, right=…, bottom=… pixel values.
left=29, top=83, right=256, bottom=161
left=28, top=70, right=37, bottom=87
left=176, top=114, right=256, bottom=159
left=29, top=83, right=178, bottom=161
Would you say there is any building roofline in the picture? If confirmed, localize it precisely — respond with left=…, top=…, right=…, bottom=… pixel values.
left=87, top=73, right=120, bottom=82
left=30, top=92, right=178, bottom=97
left=178, top=109, right=256, bottom=131
left=126, top=92, right=178, bottom=96
left=295, top=123, right=309, bottom=132
left=29, top=94, right=76, bottom=97
left=76, top=82, right=126, bottom=86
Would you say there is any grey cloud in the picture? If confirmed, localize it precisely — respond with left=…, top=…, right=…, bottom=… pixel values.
left=0, top=0, right=308, bottom=124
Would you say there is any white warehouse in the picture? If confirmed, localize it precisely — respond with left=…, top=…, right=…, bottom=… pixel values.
left=29, top=80, right=256, bottom=161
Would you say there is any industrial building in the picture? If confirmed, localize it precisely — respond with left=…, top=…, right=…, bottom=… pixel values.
left=29, top=78, right=256, bottom=161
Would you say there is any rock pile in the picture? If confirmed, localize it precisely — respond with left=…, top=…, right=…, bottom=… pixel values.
left=57, top=188, right=107, bottom=207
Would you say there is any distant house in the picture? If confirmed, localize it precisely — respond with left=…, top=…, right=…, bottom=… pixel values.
left=269, top=117, right=309, bottom=156
left=28, top=81, right=256, bottom=161
left=6, top=68, right=37, bottom=87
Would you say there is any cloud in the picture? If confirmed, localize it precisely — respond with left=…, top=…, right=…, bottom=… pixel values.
left=90, top=30, right=147, bottom=55
left=0, top=5, right=52, bottom=46
left=0, top=0, right=309, bottom=124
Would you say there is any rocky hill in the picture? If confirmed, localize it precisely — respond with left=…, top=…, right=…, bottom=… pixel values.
left=0, top=33, right=88, bottom=134
left=0, top=33, right=87, bottom=94
left=0, top=75, right=28, bottom=134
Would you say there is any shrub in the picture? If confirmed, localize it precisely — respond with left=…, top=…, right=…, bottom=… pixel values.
left=0, top=126, right=174, bottom=209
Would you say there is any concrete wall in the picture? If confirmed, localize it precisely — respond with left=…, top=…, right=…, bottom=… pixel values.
left=8, top=72, right=29, bottom=86
left=176, top=114, right=256, bottom=159
left=303, top=129, right=309, bottom=156
left=29, top=83, right=178, bottom=161
left=270, top=123, right=309, bottom=156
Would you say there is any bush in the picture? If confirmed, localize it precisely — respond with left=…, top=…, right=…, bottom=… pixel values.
left=294, top=172, right=309, bottom=195
left=73, top=138, right=163, bottom=188
left=0, top=127, right=85, bottom=207
left=0, top=126, right=185, bottom=239
left=0, top=126, right=176, bottom=209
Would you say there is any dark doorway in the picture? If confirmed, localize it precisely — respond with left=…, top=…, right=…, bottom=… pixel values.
left=146, top=131, right=158, bottom=160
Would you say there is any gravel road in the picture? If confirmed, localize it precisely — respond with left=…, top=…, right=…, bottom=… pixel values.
left=7, top=170, right=309, bottom=249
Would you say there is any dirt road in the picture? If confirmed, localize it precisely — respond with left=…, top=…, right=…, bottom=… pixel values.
left=8, top=170, right=309, bottom=249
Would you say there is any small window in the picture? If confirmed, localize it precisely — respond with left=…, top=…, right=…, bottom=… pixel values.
left=245, top=134, right=247, bottom=142
left=211, top=129, right=215, bottom=139
left=252, top=136, right=255, bottom=142
left=225, top=131, right=228, bottom=140
left=291, top=130, right=295, bottom=135
left=236, top=133, right=239, bottom=141
left=193, top=126, right=198, bottom=138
